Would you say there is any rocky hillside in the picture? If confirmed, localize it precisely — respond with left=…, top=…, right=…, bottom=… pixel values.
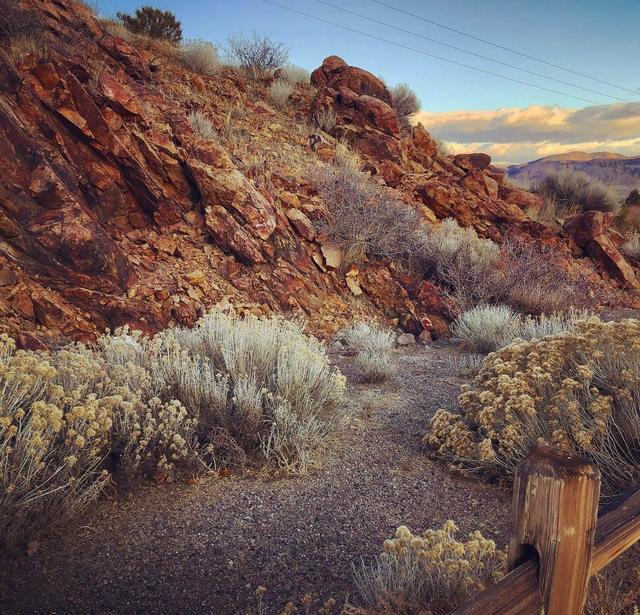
left=507, top=151, right=640, bottom=197
left=0, top=0, right=637, bottom=348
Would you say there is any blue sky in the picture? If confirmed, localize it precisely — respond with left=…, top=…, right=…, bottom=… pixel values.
left=98, top=0, right=640, bottom=162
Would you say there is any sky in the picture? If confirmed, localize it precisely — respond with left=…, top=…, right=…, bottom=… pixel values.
left=98, top=0, right=640, bottom=164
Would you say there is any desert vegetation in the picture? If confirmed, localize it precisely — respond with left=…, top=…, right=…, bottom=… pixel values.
left=116, top=6, right=183, bottom=43
left=0, top=311, right=347, bottom=548
left=355, top=521, right=506, bottom=614
left=268, top=78, right=294, bottom=109
left=390, top=83, right=421, bottom=134
left=226, top=32, right=290, bottom=79
left=340, top=321, right=397, bottom=382
left=533, top=168, right=619, bottom=218
left=181, top=39, right=220, bottom=76
left=427, top=318, right=640, bottom=499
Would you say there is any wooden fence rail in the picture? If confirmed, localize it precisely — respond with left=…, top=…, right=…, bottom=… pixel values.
left=452, top=443, right=640, bottom=615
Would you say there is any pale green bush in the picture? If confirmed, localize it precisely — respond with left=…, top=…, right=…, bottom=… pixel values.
left=269, top=78, right=293, bottom=108
left=279, top=64, right=310, bottom=84
left=181, top=39, right=220, bottom=76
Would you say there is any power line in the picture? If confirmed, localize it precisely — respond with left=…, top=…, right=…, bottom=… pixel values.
left=262, top=0, right=605, bottom=105
left=369, top=0, right=639, bottom=96
left=316, top=0, right=631, bottom=103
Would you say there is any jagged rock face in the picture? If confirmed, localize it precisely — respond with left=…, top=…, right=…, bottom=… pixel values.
left=564, top=212, right=639, bottom=288
left=0, top=13, right=636, bottom=345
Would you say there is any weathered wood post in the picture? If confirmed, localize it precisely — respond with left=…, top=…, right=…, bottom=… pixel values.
left=508, top=443, right=601, bottom=615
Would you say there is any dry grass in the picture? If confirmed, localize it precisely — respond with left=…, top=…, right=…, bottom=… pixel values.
left=312, top=107, right=337, bottom=133
left=188, top=110, right=216, bottom=139
left=279, top=64, right=311, bottom=84
left=525, top=197, right=581, bottom=227
left=622, top=232, right=640, bottom=261
left=181, top=39, right=220, bottom=76
left=268, top=78, right=293, bottom=109
left=334, top=140, right=361, bottom=172
left=354, top=521, right=506, bottom=615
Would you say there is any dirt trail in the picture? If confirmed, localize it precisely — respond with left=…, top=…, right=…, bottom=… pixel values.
left=1, top=346, right=511, bottom=614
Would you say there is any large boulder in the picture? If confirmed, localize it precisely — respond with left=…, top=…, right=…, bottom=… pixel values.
left=311, top=56, right=402, bottom=162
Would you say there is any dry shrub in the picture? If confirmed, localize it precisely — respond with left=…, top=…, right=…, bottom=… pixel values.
left=280, top=64, right=311, bottom=84
left=188, top=110, right=215, bottom=139
left=534, top=169, right=619, bottom=215
left=354, top=521, right=506, bottom=614
left=342, top=322, right=395, bottom=353
left=312, top=165, right=423, bottom=268
left=390, top=83, right=421, bottom=134
left=268, top=78, right=293, bottom=108
left=451, top=305, right=521, bottom=354
left=334, top=140, right=361, bottom=172
left=500, top=235, right=591, bottom=314
left=525, top=197, right=580, bottom=227
left=0, top=334, right=197, bottom=548
left=167, top=311, right=347, bottom=473
left=340, top=322, right=396, bottom=383
left=1, top=311, right=346, bottom=545
left=415, top=219, right=501, bottom=310
left=445, top=353, right=485, bottom=378
left=0, top=0, right=44, bottom=53
left=312, top=107, right=337, bottom=133
left=452, top=305, right=595, bottom=354
left=426, top=318, right=640, bottom=499
left=622, top=232, right=640, bottom=261
left=226, top=32, right=289, bottom=79
left=181, top=39, right=219, bottom=76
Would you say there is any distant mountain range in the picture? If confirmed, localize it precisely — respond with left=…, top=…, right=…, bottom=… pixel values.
left=506, top=151, right=640, bottom=197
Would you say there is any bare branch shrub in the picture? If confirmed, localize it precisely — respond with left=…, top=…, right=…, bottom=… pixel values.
left=226, top=32, right=289, bottom=79
left=181, top=39, right=219, bottom=76
left=354, top=521, right=506, bottom=614
left=311, top=165, right=424, bottom=267
left=268, top=78, right=293, bottom=108
left=533, top=169, right=619, bottom=215
left=413, top=218, right=501, bottom=310
left=390, top=83, right=421, bottom=134
left=188, top=111, right=216, bottom=139
left=500, top=235, right=592, bottom=314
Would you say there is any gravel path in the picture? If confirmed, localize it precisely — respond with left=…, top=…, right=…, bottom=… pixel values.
left=1, top=346, right=511, bottom=614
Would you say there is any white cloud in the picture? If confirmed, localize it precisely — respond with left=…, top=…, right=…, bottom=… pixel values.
left=414, top=102, right=640, bottom=164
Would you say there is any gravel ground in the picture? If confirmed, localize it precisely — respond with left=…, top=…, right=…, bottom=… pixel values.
left=0, top=345, right=511, bottom=615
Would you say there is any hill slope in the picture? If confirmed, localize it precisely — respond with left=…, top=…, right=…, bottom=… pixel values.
left=0, top=0, right=637, bottom=347
left=507, top=152, right=640, bottom=196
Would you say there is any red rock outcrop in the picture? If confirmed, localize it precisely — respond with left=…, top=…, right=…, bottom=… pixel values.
left=0, top=7, right=636, bottom=346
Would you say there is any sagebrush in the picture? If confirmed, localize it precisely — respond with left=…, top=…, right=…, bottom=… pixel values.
left=534, top=169, right=619, bottom=215
left=427, top=318, right=640, bottom=498
left=354, top=521, right=506, bottom=614
left=0, top=312, right=346, bottom=545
